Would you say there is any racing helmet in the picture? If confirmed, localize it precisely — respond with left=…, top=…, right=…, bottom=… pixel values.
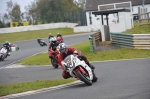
left=50, top=37, right=57, bottom=43
left=5, top=41, right=10, bottom=45
left=58, top=43, right=68, bottom=54
left=57, top=37, right=63, bottom=43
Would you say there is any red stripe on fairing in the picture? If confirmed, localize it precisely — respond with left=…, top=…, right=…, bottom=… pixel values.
left=75, top=67, right=86, bottom=74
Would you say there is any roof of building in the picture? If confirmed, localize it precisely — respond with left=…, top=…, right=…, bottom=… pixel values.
left=86, top=0, right=150, bottom=11
left=92, top=8, right=130, bottom=15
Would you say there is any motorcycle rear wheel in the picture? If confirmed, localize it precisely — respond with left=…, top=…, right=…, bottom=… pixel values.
left=76, top=70, right=92, bottom=86
left=0, top=55, right=2, bottom=61
left=0, top=55, right=4, bottom=61
left=92, top=71, right=98, bottom=82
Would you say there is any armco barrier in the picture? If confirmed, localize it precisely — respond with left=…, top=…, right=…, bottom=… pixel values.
left=0, top=23, right=78, bottom=34
left=111, top=32, right=150, bottom=49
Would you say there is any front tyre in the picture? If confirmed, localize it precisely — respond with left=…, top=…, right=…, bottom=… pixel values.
left=76, top=70, right=92, bottom=86
left=51, top=58, right=59, bottom=68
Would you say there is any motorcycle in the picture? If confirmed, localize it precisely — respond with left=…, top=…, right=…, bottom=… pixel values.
left=0, top=47, right=8, bottom=61
left=10, top=43, right=19, bottom=52
left=48, top=48, right=59, bottom=68
left=61, top=55, right=98, bottom=86
left=38, top=39, right=47, bottom=46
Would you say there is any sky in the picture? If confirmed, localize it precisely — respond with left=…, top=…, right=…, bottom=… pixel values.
left=0, top=0, right=34, bottom=14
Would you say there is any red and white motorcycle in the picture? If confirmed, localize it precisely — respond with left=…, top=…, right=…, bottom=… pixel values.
left=61, top=55, right=98, bottom=86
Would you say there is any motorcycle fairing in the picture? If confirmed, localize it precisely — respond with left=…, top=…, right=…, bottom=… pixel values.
left=62, top=55, right=93, bottom=80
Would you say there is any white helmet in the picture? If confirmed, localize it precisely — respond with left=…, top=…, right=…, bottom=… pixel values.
left=6, top=41, right=9, bottom=43
left=50, top=37, right=57, bottom=43
left=58, top=43, right=68, bottom=54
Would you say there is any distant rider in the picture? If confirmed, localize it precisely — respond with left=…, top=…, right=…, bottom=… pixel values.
left=57, top=36, right=63, bottom=43
left=56, top=32, right=63, bottom=43
left=3, top=41, right=11, bottom=56
left=57, top=32, right=62, bottom=38
left=37, top=37, right=42, bottom=44
left=48, top=33, right=54, bottom=41
left=48, top=37, right=60, bottom=59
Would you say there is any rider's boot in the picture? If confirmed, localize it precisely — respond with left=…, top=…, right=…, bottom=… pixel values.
left=91, top=69, right=98, bottom=82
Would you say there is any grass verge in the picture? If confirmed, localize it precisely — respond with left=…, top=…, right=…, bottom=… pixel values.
left=17, top=41, right=150, bottom=65
left=0, top=78, right=76, bottom=96
left=0, top=28, right=74, bottom=43
left=124, top=22, right=150, bottom=34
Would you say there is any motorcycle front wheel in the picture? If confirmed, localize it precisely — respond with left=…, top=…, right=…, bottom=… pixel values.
left=51, top=58, right=59, bottom=68
left=76, top=70, right=92, bottom=86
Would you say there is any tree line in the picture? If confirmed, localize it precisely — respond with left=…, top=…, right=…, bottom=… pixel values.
left=0, top=0, right=86, bottom=28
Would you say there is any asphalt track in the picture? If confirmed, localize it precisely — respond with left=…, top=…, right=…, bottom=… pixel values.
left=1, top=58, right=150, bottom=99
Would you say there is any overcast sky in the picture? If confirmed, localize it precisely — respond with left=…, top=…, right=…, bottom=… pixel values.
left=0, top=0, right=34, bottom=14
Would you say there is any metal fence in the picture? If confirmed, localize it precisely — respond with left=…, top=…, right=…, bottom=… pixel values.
left=138, top=7, right=150, bottom=25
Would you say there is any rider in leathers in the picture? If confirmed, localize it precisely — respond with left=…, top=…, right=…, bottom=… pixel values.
left=48, top=37, right=60, bottom=59
left=3, top=41, right=11, bottom=56
left=56, top=43, right=95, bottom=79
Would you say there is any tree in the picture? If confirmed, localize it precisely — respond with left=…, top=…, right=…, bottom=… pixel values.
left=24, top=0, right=81, bottom=23
left=6, top=0, right=23, bottom=22
left=0, top=13, right=10, bottom=28
left=36, top=0, right=80, bottom=22
left=25, top=0, right=40, bottom=24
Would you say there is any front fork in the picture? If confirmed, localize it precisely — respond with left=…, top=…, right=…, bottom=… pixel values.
left=74, top=67, right=86, bottom=78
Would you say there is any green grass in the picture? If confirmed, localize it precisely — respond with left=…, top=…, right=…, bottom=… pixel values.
left=18, top=53, right=50, bottom=65
left=124, top=22, right=150, bottom=34
left=0, top=79, right=76, bottom=96
left=17, top=41, right=150, bottom=65
left=0, top=28, right=74, bottom=43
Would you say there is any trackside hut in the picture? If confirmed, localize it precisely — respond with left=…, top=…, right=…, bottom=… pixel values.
left=85, top=0, right=150, bottom=32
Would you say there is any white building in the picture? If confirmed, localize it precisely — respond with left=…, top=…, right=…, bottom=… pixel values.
left=85, top=0, right=150, bottom=32
left=73, top=0, right=150, bottom=33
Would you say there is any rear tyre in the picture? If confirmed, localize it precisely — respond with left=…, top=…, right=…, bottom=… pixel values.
left=0, top=55, right=2, bottom=61
left=1, top=55, right=4, bottom=61
left=76, top=70, right=92, bottom=86
left=92, top=70, right=98, bottom=82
